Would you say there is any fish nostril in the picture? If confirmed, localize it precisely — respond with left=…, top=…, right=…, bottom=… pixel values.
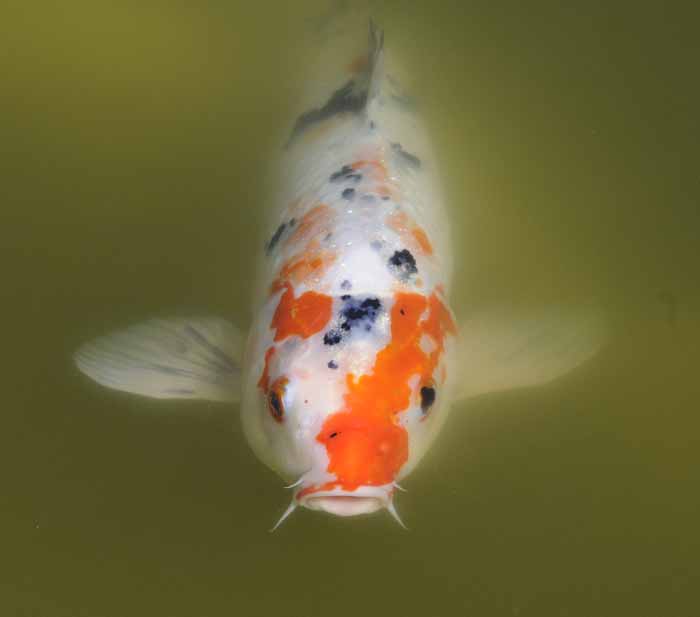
left=329, top=432, right=339, bottom=439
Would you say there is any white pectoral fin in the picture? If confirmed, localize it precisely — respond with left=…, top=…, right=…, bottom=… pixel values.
left=75, top=316, right=244, bottom=403
left=456, top=307, right=607, bottom=401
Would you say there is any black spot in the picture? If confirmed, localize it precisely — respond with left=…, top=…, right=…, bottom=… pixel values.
left=324, top=330, right=342, bottom=346
left=322, top=296, right=383, bottom=346
left=341, top=279, right=352, bottom=290
left=420, top=386, right=436, bottom=413
left=400, top=308, right=405, bottom=316
left=347, top=173, right=363, bottom=182
left=388, top=249, right=418, bottom=280
left=327, top=360, right=338, bottom=369
left=381, top=195, right=390, bottom=201
left=289, top=217, right=297, bottom=227
left=342, top=188, right=355, bottom=200
left=391, top=142, right=421, bottom=169
left=329, top=432, right=339, bottom=439
left=340, top=297, right=382, bottom=331
left=265, top=222, right=287, bottom=255
left=330, top=165, right=353, bottom=182
left=269, top=391, right=283, bottom=420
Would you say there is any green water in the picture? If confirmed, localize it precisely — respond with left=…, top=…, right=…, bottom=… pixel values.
left=3, top=1, right=699, bottom=616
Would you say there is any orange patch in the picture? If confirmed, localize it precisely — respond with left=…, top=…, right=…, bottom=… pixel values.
left=412, top=227, right=434, bottom=255
left=387, top=210, right=434, bottom=256
left=347, top=54, right=368, bottom=74
left=271, top=283, right=333, bottom=342
left=314, top=292, right=456, bottom=491
left=270, top=241, right=336, bottom=294
left=286, top=204, right=332, bottom=247
left=352, top=159, right=389, bottom=182
left=257, top=346, right=276, bottom=392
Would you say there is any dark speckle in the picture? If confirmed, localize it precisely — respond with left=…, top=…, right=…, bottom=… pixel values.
left=420, top=386, right=436, bottom=413
left=330, top=165, right=353, bottom=182
left=388, top=249, right=418, bottom=280
left=342, top=187, right=355, bottom=200
left=324, top=330, right=342, bottom=346
left=341, top=279, right=352, bottom=290
left=265, top=222, right=287, bottom=255
left=323, top=296, right=383, bottom=346
left=391, top=142, right=421, bottom=169
left=341, top=294, right=351, bottom=301
left=381, top=195, right=390, bottom=201
left=400, top=308, right=405, bottom=316
left=289, top=217, right=297, bottom=227
left=269, top=391, right=283, bottom=420
left=348, top=173, right=362, bottom=182
left=329, top=432, right=339, bottom=439
left=370, top=240, right=383, bottom=251
left=328, top=360, right=338, bottom=369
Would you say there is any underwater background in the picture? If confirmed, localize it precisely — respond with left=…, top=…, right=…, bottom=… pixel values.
left=2, top=1, right=699, bottom=615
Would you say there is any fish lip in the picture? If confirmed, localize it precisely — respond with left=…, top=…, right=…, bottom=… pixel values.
left=296, top=485, right=393, bottom=517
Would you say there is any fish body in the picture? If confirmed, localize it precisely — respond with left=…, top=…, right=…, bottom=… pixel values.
left=75, top=20, right=606, bottom=527
left=240, top=24, right=458, bottom=519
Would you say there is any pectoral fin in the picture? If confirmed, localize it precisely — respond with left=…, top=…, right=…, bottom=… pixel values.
left=456, top=307, right=607, bottom=401
left=74, top=316, right=244, bottom=403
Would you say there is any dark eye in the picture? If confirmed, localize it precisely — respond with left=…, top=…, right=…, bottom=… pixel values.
left=420, top=383, right=436, bottom=414
left=267, top=377, right=288, bottom=422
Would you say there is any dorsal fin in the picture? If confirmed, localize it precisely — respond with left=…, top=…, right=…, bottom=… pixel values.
left=366, top=19, right=384, bottom=102
left=287, top=20, right=384, bottom=146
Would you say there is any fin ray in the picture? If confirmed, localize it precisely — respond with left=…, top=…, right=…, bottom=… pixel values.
left=75, top=316, right=243, bottom=403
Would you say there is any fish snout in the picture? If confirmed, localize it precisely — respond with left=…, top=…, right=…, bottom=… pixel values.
left=297, top=485, right=391, bottom=517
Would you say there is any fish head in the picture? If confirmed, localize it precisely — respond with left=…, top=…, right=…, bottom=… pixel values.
left=241, top=288, right=458, bottom=524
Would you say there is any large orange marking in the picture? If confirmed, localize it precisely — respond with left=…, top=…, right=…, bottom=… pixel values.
left=311, top=292, right=456, bottom=493
left=271, top=283, right=333, bottom=342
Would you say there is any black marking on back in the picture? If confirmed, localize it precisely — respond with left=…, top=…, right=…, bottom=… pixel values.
left=391, top=142, right=421, bottom=169
left=388, top=249, right=418, bottom=280
left=266, top=223, right=287, bottom=255
left=323, top=295, right=383, bottom=346
left=323, top=330, right=342, bottom=346
left=286, top=21, right=384, bottom=147
left=288, top=80, right=368, bottom=145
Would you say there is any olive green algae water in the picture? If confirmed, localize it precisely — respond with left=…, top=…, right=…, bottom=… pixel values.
left=2, top=1, right=699, bottom=616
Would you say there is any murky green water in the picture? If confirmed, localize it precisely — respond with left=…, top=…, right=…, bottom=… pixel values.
left=3, top=1, right=699, bottom=616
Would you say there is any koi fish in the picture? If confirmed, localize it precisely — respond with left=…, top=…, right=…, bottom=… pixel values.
left=74, top=20, right=605, bottom=528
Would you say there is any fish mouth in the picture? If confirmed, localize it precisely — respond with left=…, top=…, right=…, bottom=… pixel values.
left=297, top=486, right=390, bottom=517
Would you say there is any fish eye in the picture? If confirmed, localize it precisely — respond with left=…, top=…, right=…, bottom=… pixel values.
left=420, top=382, right=436, bottom=414
left=268, top=377, right=289, bottom=423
